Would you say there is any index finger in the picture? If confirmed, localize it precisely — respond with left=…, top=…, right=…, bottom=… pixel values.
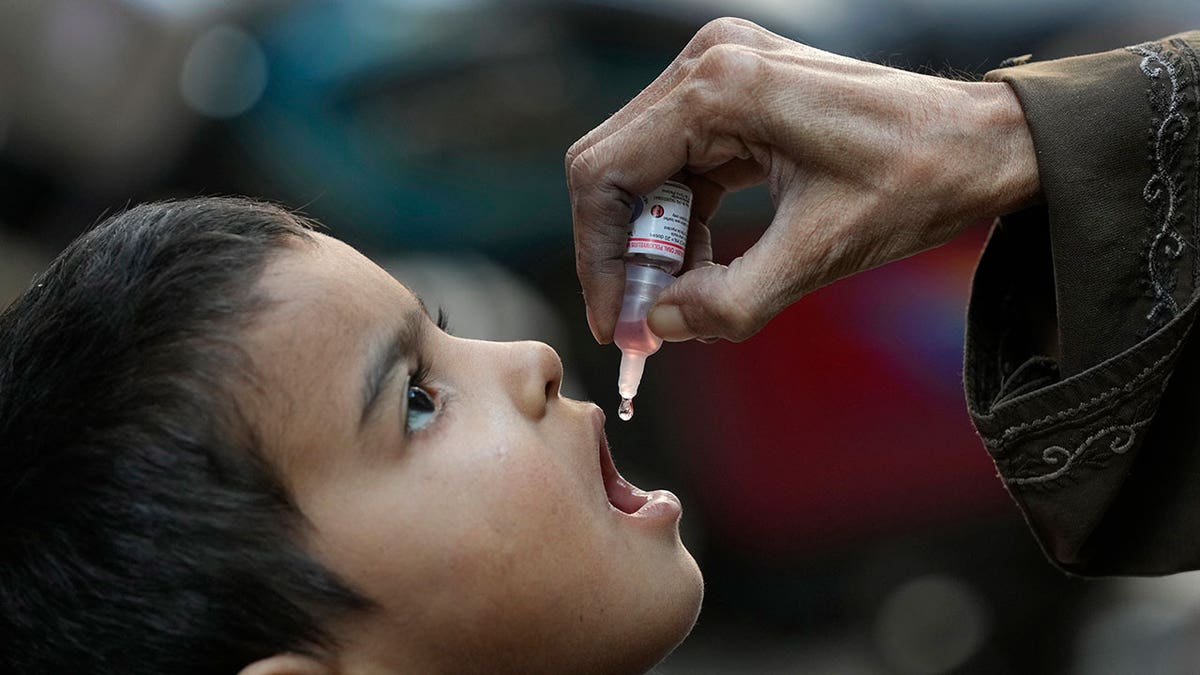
left=565, top=17, right=786, bottom=189
left=570, top=102, right=698, bottom=343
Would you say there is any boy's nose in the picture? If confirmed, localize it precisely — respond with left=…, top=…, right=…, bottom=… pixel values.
left=505, top=341, right=563, bottom=419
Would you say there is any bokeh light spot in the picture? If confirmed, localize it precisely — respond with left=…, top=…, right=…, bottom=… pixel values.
left=179, top=24, right=268, bottom=119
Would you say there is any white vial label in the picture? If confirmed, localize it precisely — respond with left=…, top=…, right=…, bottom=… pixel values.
left=626, top=181, right=692, bottom=264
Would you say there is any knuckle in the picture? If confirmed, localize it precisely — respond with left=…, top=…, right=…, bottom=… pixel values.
left=564, top=140, right=585, bottom=179
left=708, top=285, right=764, bottom=343
left=694, top=43, right=762, bottom=88
left=575, top=235, right=607, bottom=272
left=691, top=17, right=730, bottom=51
left=692, top=17, right=750, bottom=50
left=678, top=44, right=761, bottom=120
left=678, top=74, right=721, bottom=122
left=566, top=146, right=604, bottom=196
left=689, top=17, right=776, bottom=58
left=713, top=301, right=761, bottom=342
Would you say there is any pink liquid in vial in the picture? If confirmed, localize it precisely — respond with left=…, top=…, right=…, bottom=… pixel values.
left=614, top=318, right=661, bottom=355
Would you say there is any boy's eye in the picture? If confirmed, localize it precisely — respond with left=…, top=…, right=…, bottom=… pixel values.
left=406, top=385, right=436, bottom=433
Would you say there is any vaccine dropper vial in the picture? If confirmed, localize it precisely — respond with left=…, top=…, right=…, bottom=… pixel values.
left=614, top=180, right=693, bottom=421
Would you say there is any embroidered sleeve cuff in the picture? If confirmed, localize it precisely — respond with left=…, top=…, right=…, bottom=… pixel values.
left=965, top=33, right=1200, bottom=575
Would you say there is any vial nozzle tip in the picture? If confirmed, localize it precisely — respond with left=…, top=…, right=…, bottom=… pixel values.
left=618, top=397, right=634, bottom=421
left=617, top=351, right=647, bottom=400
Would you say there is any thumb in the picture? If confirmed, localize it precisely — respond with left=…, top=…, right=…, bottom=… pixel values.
left=647, top=258, right=780, bottom=343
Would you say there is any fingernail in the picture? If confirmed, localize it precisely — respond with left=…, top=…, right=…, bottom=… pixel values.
left=648, top=304, right=695, bottom=342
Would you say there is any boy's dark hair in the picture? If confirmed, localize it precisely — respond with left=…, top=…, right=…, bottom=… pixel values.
left=0, top=198, right=370, bottom=674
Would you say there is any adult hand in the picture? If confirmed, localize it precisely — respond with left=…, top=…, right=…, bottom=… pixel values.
left=566, top=17, right=1040, bottom=344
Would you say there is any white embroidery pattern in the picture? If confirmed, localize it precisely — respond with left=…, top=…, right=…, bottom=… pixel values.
left=985, top=336, right=1184, bottom=448
left=1006, top=417, right=1153, bottom=486
left=1127, top=40, right=1192, bottom=329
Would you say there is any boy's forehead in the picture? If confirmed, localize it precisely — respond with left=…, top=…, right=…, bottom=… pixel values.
left=249, top=237, right=427, bottom=393
left=260, top=233, right=417, bottom=321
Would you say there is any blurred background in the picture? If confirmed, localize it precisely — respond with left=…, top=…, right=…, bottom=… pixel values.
left=3, top=0, right=1200, bottom=672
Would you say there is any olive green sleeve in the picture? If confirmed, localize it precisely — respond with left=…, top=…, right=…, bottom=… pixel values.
left=965, top=32, right=1200, bottom=575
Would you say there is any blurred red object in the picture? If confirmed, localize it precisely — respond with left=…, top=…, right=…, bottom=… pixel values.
left=665, top=224, right=1012, bottom=557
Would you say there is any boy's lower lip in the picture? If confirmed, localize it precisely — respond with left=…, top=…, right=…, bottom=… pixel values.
left=617, top=488, right=683, bottom=520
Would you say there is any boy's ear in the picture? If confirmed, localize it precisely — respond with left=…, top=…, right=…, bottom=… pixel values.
left=238, top=653, right=335, bottom=675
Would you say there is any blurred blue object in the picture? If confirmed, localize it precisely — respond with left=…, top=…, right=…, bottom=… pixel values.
left=238, top=0, right=702, bottom=255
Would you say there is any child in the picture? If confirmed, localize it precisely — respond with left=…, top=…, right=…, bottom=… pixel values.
left=0, top=197, right=702, bottom=674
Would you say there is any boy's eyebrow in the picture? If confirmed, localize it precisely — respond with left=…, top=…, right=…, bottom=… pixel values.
left=359, top=297, right=433, bottom=430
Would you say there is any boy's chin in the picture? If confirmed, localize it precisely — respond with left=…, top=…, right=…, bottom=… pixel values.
left=636, top=553, right=705, bottom=671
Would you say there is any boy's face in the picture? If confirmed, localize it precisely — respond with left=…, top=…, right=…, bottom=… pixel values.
left=240, top=234, right=702, bottom=673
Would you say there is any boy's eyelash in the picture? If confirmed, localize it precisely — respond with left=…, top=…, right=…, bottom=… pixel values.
left=411, top=355, right=434, bottom=390
left=404, top=306, right=444, bottom=392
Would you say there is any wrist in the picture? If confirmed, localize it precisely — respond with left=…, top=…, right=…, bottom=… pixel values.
left=964, top=81, right=1042, bottom=217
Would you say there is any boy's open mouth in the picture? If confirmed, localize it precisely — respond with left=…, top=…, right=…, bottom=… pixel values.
left=592, top=403, right=686, bottom=521
left=598, top=430, right=652, bottom=515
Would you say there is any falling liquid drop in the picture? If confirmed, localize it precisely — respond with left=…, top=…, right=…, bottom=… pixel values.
left=618, top=397, right=634, bottom=421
